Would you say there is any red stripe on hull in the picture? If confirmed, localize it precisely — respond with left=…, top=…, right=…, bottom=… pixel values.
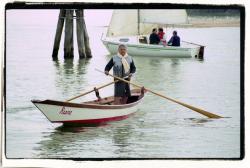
left=53, top=113, right=135, bottom=125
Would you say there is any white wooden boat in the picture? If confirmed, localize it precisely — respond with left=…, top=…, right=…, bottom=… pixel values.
left=102, top=37, right=200, bottom=58
left=102, top=9, right=203, bottom=58
left=31, top=89, right=144, bottom=125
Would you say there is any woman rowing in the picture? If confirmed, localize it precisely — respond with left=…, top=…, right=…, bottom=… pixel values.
left=104, top=44, right=136, bottom=105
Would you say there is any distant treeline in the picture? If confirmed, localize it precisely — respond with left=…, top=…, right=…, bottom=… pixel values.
left=186, top=9, right=240, bottom=17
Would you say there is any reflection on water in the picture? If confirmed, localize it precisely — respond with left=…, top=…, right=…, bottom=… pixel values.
left=36, top=129, right=85, bottom=157
left=170, top=58, right=180, bottom=66
left=112, top=125, right=132, bottom=148
left=53, top=59, right=90, bottom=99
left=148, top=58, right=161, bottom=67
left=36, top=125, right=98, bottom=158
left=53, top=58, right=90, bottom=77
left=55, top=125, right=88, bottom=132
left=36, top=123, right=135, bottom=158
left=186, top=118, right=213, bottom=123
left=184, top=118, right=214, bottom=127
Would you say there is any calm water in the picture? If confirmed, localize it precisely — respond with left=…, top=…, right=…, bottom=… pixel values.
left=5, top=12, right=241, bottom=159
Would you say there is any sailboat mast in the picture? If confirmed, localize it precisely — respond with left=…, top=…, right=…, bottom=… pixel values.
left=137, top=9, right=140, bottom=35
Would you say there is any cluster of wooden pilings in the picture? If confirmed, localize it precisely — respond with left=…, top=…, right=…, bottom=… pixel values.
left=52, top=9, right=92, bottom=59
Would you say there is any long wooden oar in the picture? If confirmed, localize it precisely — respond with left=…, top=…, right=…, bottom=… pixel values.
left=96, top=69, right=222, bottom=118
left=66, top=80, right=118, bottom=102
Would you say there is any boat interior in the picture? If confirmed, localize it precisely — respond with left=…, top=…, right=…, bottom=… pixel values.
left=118, top=35, right=149, bottom=44
left=138, top=36, right=148, bottom=44
left=83, top=89, right=143, bottom=105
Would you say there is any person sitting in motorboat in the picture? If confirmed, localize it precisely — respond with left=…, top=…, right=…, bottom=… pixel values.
left=104, top=44, right=136, bottom=105
left=158, top=28, right=167, bottom=45
left=168, top=30, right=180, bottom=47
left=149, top=28, right=160, bottom=45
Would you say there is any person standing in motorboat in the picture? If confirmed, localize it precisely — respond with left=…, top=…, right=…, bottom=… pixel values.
left=149, top=28, right=160, bottom=44
left=104, top=44, right=136, bottom=105
left=158, top=28, right=167, bottom=45
left=168, top=30, right=180, bottom=47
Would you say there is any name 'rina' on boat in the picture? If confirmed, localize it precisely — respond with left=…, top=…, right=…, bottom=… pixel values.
left=102, top=9, right=205, bottom=58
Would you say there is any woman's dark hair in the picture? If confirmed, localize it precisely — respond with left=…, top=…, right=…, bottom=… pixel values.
left=152, top=28, right=157, bottom=32
left=173, top=30, right=177, bottom=35
left=158, top=28, right=163, bottom=32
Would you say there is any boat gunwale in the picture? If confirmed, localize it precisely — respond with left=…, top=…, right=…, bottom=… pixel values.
left=32, top=91, right=144, bottom=110
left=102, top=39, right=198, bottom=51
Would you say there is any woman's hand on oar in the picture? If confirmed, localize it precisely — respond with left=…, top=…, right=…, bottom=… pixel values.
left=95, top=68, right=223, bottom=119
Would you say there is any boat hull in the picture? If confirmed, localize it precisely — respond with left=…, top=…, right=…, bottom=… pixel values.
left=32, top=90, right=144, bottom=125
left=102, top=39, right=200, bottom=58
left=32, top=102, right=139, bottom=124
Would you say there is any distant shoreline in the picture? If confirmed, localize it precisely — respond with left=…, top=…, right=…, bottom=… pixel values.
left=187, top=16, right=240, bottom=27
left=174, top=22, right=240, bottom=28
left=189, top=22, right=240, bottom=28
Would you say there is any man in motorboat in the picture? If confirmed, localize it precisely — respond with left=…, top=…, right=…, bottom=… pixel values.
left=149, top=28, right=160, bottom=44
left=167, top=30, right=180, bottom=47
left=104, top=44, right=136, bottom=105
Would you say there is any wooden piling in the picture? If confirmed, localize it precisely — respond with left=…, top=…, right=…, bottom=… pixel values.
left=82, top=11, right=92, bottom=58
left=52, top=9, right=66, bottom=59
left=52, top=9, right=92, bottom=59
left=64, top=10, right=74, bottom=59
left=75, top=9, right=86, bottom=58
left=198, top=46, right=205, bottom=59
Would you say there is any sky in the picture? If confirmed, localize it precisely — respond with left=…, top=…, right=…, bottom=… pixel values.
left=6, top=9, right=113, bottom=27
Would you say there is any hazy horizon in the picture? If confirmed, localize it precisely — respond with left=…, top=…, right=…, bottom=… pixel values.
left=6, top=9, right=113, bottom=27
